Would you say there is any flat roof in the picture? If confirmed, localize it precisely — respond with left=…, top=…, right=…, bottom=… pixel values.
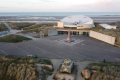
left=100, top=24, right=117, bottom=29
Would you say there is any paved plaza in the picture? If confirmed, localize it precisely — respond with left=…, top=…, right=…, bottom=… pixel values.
left=0, top=35, right=120, bottom=62
left=55, top=38, right=84, bottom=46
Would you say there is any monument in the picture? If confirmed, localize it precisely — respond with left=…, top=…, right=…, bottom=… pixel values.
left=55, top=29, right=84, bottom=46
left=64, top=29, right=74, bottom=43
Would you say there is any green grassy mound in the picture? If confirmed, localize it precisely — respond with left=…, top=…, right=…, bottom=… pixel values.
left=0, top=34, right=32, bottom=43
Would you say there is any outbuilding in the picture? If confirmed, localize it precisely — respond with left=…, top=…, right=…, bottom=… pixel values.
left=100, top=24, right=117, bottom=29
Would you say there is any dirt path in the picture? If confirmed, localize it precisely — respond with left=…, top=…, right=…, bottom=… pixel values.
left=75, top=61, right=91, bottom=80
left=47, top=59, right=63, bottom=80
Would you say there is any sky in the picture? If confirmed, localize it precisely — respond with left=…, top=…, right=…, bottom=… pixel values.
left=0, top=0, right=120, bottom=12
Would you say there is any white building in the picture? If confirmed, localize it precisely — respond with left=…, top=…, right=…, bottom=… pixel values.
left=100, top=24, right=117, bottom=29
left=56, top=15, right=95, bottom=29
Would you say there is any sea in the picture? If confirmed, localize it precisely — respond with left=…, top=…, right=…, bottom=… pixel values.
left=0, top=12, right=120, bottom=16
left=0, top=12, right=120, bottom=22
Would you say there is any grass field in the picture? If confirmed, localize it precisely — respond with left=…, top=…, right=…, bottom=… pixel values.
left=0, top=34, right=32, bottom=43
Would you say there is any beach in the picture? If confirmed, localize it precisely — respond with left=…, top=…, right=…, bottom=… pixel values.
left=0, top=15, right=120, bottom=23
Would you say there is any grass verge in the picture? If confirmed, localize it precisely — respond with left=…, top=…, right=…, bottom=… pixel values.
left=0, top=34, right=32, bottom=43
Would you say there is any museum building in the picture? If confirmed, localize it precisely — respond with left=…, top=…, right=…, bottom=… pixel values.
left=56, top=15, right=95, bottom=29
left=54, top=15, right=95, bottom=35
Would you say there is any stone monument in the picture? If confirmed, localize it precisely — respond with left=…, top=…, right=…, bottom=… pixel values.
left=64, top=29, right=74, bottom=43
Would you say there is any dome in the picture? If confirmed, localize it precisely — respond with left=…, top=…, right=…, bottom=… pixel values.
left=61, top=15, right=93, bottom=25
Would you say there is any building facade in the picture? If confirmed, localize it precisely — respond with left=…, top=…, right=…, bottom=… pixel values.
left=56, top=15, right=95, bottom=29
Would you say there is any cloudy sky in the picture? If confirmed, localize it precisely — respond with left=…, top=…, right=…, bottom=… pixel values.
left=0, top=0, right=120, bottom=12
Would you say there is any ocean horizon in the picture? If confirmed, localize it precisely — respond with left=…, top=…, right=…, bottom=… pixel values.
left=0, top=12, right=120, bottom=16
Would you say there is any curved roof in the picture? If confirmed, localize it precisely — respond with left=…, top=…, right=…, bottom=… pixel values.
left=61, top=15, right=93, bottom=25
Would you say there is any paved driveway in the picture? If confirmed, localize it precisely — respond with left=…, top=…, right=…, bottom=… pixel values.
left=0, top=35, right=120, bottom=62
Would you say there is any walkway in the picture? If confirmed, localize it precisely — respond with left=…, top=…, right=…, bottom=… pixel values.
left=2, top=23, right=35, bottom=39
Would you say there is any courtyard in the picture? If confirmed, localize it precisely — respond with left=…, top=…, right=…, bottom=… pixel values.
left=0, top=35, right=120, bottom=62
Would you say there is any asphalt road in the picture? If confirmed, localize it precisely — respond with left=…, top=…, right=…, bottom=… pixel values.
left=0, top=35, right=120, bottom=62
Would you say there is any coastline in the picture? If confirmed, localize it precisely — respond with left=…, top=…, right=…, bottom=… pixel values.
left=0, top=15, right=120, bottom=23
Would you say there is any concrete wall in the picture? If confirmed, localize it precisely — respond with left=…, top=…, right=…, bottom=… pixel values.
left=90, top=30, right=115, bottom=45
left=57, top=22, right=64, bottom=28
left=48, top=30, right=58, bottom=36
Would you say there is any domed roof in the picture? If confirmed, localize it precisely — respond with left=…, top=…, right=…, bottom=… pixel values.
left=61, top=15, right=93, bottom=24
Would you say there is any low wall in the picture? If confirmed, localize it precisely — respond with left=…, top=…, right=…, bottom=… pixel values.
left=90, top=30, right=115, bottom=45
left=35, top=63, right=53, bottom=69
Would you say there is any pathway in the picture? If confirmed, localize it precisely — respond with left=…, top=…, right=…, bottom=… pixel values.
left=3, top=23, right=36, bottom=39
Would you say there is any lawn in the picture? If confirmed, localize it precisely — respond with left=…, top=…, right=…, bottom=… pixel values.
left=0, top=34, right=32, bottom=43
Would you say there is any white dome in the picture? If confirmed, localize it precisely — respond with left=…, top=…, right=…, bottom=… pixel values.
left=61, top=15, right=93, bottom=25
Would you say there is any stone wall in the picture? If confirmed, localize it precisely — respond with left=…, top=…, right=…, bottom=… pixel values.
left=35, top=63, right=53, bottom=70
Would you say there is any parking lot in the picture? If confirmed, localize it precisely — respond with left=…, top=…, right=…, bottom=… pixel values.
left=0, top=35, right=120, bottom=62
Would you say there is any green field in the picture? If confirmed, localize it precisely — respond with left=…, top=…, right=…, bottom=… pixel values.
left=0, top=34, right=32, bottom=43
